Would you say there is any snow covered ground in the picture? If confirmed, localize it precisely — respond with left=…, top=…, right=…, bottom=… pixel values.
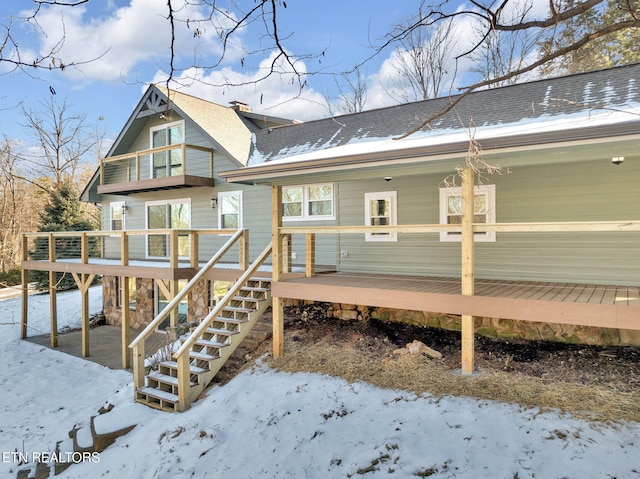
left=1, top=289, right=639, bottom=478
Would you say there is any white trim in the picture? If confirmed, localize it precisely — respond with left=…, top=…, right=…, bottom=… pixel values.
left=218, top=190, right=243, bottom=230
left=364, top=191, right=397, bottom=242
left=282, top=183, right=335, bottom=221
left=109, top=201, right=126, bottom=231
left=144, top=198, right=191, bottom=258
left=439, top=184, right=496, bottom=242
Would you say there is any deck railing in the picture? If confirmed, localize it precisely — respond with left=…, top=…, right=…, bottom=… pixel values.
left=22, top=228, right=249, bottom=271
left=276, top=220, right=640, bottom=283
left=99, top=143, right=214, bottom=185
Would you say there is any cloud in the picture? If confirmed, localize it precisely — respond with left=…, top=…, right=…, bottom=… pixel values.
left=152, top=51, right=332, bottom=121
left=26, top=0, right=243, bottom=83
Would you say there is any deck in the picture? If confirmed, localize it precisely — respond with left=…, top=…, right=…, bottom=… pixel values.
left=272, top=273, right=640, bottom=331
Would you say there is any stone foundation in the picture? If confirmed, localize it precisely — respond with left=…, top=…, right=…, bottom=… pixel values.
left=331, top=303, right=640, bottom=347
left=103, top=276, right=212, bottom=329
left=103, top=277, right=154, bottom=330
left=188, top=278, right=211, bottom=322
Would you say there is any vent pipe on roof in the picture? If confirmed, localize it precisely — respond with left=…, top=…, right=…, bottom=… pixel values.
left=230, top=101, right=252, bottom=113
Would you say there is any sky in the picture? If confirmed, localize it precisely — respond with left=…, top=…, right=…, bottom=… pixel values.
left=0, top=0, right=501, bottom=156
left=1, top=286, right=640, bottom=478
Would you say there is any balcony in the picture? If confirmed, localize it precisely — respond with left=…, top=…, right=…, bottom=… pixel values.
left=98, top=143, right=215, bottom=195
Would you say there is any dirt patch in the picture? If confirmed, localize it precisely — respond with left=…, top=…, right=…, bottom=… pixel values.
left=261, top=304, right=640, bottom=423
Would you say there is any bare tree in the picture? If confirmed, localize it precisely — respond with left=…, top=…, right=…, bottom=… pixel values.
left=368, top=0, right=640, bottom=138
left=0, top=139, right=45, bottom=271
left=16, top=97, right=103, bottom=192
left=469, top=1, right=542, bottom=87
left=383, top=10, right=456, bottom=102
left=5, top=1, right=639, bottom=131
left=333, top=68, right=369, bottom=114
left=0, top=1, right=101, bottom=77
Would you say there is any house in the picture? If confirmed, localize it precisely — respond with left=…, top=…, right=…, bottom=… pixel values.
left=21, top=63, right=640, bottom=411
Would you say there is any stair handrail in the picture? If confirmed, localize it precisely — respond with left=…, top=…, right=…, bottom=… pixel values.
left=129, top=228, right=246, bottom=351
left=173, top=241, right=273, bottom=359
left=173, top=241, right=272, bottom=410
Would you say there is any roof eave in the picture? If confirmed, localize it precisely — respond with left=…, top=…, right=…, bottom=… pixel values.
left=219, top=121, right=640, bottom=183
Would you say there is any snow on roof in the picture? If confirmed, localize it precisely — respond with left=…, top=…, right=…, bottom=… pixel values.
left=246, top=64, right=640, bottom=169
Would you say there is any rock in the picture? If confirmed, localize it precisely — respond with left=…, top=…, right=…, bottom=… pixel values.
left=406, top=340, right=443, bottom=359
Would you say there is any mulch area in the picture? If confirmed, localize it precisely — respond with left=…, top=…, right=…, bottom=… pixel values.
left=281, top=303, right=640, bottom=392
left=259, top=303, right=640, bottom=422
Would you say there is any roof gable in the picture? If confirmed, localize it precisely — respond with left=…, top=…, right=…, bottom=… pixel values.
left=153, top=86, right=254, bottom=166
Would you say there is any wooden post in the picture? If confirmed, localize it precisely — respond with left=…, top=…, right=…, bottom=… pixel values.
left=305, top=233, right=316, bottom=278
left=20, top=235, right=29, bottom=340
left=132, top=341, right=145, bottom=391
left=121, top=277, right=131, bottom=368
left=170, top=280, right=179, bottom=329
left=460, top=167, right=475, bottom=374
left=271, top=185, right=285, bottom=358
left=48, top=234, right=58, bottom=348
left=190, top=231, right=199, bottom=269
left=239, top=229, right=249, bottom=270
left=282, top=234, right=292, bottom=274
left=176, top=353, right=190, bottom=412
left=121, top=232, right=131, bottom=368
left=181, top=143, right=187, bottom=175
left=169, top=230, right=179, bottom=269
left=135, top=152, right=140, bottom=181
left=80, top=233, right=90, bottom=357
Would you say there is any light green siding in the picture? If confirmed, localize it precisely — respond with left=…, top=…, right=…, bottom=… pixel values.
left=333, top=158, right=640, bottom=286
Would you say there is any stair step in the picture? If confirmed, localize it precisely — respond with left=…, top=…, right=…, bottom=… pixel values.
left=214, top=316, right=247, bottom=325
left=224, top=305, right=257, bottom=314
left=241, top=286, right=270, bottom=293
left=137, top=386, right=178, bottom=404
left=189, top=350, right=219, bottom=361
left=195, top=338, right=228, bottom=349
left=206, top=327, right=238, bottom=336
left=160, top=361, right=207, bottom=375
left=147, top=372, right=196, bottom=388
left=232, top=295, right=263, bottom=303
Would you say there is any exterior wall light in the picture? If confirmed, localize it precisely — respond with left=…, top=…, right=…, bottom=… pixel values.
left=210, top=197, right=218, bottom=209
left=121, top=203, right=128, bottom=215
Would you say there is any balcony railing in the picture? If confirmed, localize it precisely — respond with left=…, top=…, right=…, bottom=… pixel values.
left=22, top=229, right=250, bottom=277
left=98, top=143, right=215, bottom=194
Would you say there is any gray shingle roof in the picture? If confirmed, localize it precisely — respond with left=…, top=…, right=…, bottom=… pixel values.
left=250, top=63, right=640, bottom=165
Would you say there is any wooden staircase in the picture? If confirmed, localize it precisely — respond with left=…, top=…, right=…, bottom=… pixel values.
left=130, top=235, right=273, bottom=412
left=135, top=276, right=272, bottom=412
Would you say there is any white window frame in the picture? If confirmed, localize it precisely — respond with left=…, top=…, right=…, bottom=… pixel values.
left=116, top=276, right=136, bottom=311
left=145, top=198, right=191, bottom=258
left=364, top=191, right=397, bottom=242
left=110, top=201, right=126, bottom=231
left=149, top=120, right=185, bottom=179
left=282, top=183, right=335, bottom=221
left=218, top=190, right=243, bottom=230
left=439, top=184, right=496, bottom=242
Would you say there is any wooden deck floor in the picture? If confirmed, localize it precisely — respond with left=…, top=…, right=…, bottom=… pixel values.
left=273, top=273, right=640, bottom=331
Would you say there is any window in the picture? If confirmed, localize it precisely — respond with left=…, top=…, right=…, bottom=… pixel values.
left=116, top=277, right=136, bottom=310
left=365, top=191, right=397, bottom=242
left=150, top=120, right=184, bottom=178
left=439, top=185, right=496, bottom=242
left=110, top=201, right=125, bottom=231
left=146, top=199, right=191, bottom=257
left=282, top=184, right=334, bottom=220
left=156, top=279, right=188, bottom=332
left=218, top=191, right=243, bottom=229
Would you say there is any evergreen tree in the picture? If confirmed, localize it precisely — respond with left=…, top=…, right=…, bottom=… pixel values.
left=31, top=182, right=98, bottom=290
left=539, top=0, right=640, bottom=76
